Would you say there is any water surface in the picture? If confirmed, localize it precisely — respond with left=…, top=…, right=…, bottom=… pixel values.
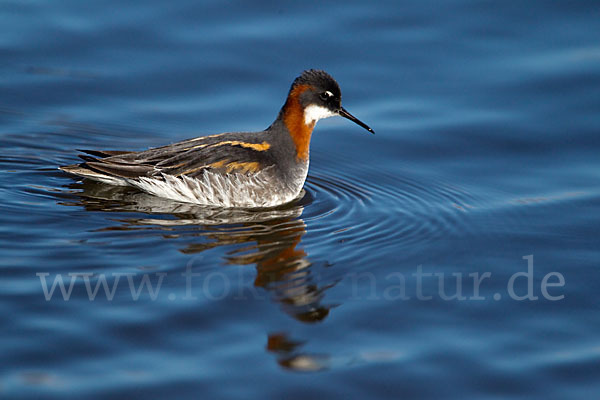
left=1, top=1, right=599, bottom=399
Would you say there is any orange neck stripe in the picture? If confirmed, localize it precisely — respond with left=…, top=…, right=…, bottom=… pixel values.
left=282, top=84, right=315, bottom=161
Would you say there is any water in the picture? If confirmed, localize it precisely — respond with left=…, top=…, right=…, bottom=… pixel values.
left=1, top=0, right=599, bottom=398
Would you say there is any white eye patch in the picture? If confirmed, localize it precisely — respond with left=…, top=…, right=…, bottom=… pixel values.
left=304, top=104, right=336, bottom=124
left=320, top=90, right=334, bottom=101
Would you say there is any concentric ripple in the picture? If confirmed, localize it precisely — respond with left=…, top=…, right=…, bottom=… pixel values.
left=300, top=160, right=486, bottom=260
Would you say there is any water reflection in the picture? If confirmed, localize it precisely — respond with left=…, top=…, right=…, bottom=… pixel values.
left=267, top=332, right=330, bottom=371
left=61, top=180, right=334, bottom=323
left=60, top=179, right=334, bottom=369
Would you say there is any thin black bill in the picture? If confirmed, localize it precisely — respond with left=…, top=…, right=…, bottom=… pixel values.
left=339, top=107, right=375, bottom=134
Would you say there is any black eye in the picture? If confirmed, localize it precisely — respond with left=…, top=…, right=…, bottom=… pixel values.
left=319, top=91, right=332, bottom=101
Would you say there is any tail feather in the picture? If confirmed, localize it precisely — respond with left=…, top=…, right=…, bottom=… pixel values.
left=78, top=155, right=100, bottom=162
left=77, top=149, right=133, bottom=158
left=85, top=161, right=153, bottom=179
left=59, top=163, right=129, bottom=186
left=61, top=149, right=152, bottom=185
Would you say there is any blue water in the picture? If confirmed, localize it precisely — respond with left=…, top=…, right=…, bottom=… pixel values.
left=2, top=0, right=600, bottom=398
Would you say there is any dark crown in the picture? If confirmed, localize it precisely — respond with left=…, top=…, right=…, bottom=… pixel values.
left=290, top=69, right=341, bottom=98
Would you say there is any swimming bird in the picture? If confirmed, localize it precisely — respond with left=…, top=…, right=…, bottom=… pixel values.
left=60, top=69, right=374, bottom=208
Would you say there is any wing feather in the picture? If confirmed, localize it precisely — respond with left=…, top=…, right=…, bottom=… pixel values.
left=62, top=133, right=277, bottom=182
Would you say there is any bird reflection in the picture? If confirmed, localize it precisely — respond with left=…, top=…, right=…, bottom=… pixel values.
left=267, top=332, right=330, bottom=371
left=60, top=179, right=333, bottom=323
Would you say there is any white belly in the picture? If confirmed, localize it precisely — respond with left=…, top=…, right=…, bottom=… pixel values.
left=130, top=164, right=309, bottom=208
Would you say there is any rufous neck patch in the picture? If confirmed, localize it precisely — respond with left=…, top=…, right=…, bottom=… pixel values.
left=282, top=84, right=315, bottom=161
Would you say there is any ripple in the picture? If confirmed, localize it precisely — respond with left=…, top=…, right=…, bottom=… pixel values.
left=301, top=162, right=484, bottom=260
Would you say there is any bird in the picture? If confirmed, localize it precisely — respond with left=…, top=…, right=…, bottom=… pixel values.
left=60, top=69, right=374, bottom=208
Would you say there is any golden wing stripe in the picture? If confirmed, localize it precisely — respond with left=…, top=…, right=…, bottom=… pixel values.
left=184, top=141, right=271, bottom=152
